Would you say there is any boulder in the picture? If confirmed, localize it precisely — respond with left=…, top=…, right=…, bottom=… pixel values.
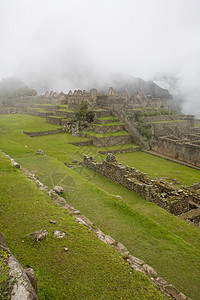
left=0, top=232, right=38, bottom=300
left=53, top=231, right=68, bottom=239
left=29, top=229, right=48, bottom=242
left=53, top=186, right=64, bottom=194
left=105, top=235, right=115, bottom=245
left=11, top=159, right=20, bottom=168
left=36, top=149, right=45, bottom=155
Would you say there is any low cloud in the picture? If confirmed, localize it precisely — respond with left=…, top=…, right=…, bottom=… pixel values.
left=0, top=0, right=200, bottom=116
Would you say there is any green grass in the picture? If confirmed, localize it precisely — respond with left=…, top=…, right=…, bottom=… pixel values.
left=194, top=122, right=200, bottom=128
left=85, top=130, right=130, bottom=138
left=56, top=108, right=75, bottom=112
left=115, top=151, right=200, bottom=186
left=1, top=113, right=200, bottom=299
left=0, top=153, right=168, bottom=300
left=14, top=155, right=200, bottom=299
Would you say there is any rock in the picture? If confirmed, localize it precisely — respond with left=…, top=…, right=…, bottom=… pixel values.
left=64, top=247, right=68, bottom=251
left=11, top=159, right=20, bottom=168
left=29, top=229, right=48, bottom=242
left=105, top=235, right=115, bottom=245
left=53, top=230, right=67, bottom=238
left=75, top=217, right=88, bottom=227
left=127, top=255, right=144, bottom=266
left=73, top=159, right=78, bottom=163
left=24, top=268, right=38, bottom=293
left=142, top=263, right=158, bottom=278
left=179, top=292, right=187, bottom=299
left=8, top=255, right=38, bottom=300
left=50, top=220, right=56, bottom=224
left=53, top=186, right=64, bottom=194
left=73, top=210, right=81, bottom=215
left=0, top=232, right=38, bottom=300
left=36, top=149, right=45, bottom=155
left=116, top=242, right=128, bottom=252
left=116, top=195, right=123, bottom=199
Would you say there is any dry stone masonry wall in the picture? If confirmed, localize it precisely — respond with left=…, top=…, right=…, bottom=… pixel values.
left=83, top=153, right=190, bottom=216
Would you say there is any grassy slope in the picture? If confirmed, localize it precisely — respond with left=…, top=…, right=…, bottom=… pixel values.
left=115, top=151, right=200, bottom=186
left=0, top=114, right=200, bottom=299
left=0, top=153, right=168, bottom=300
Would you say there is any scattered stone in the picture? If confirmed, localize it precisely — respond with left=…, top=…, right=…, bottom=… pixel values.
left=53, top=230, right=67, bottom=238
left=29, top=229, right=48, bottom=242
left=127, top=255, right=144, bottom=266
left=11, top=159, right=20, bottom=168
left=73, top=210, right=81, bottom=215
left=116, top=195, right=123, bottom=199
left=50, top=220, right=56, bottom=224
left=36, top=149, right=45, bottom=155
left=73, top=159, right=78, bottom=163
left=75, top=217, right=88, bottom=227
left=116, top=242, right=128, bottom=252
left=142, top=263, right=158, bottom=278
left=53, top=186, right=64, bottom=194
left=105, top=235, right=115, bottom=245
left=179, top=292, right=187, bottom=299
left=64, top=247, right=68, bottom=251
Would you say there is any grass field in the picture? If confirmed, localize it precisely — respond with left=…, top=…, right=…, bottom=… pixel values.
left=0, top=153, right=169, bottom=300
left=0, top=114, right=200, bottom=299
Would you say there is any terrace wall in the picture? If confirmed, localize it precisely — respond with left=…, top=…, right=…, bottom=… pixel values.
left=152, top=137, right=200, bottom=167
left=83, top=154, right=189, bottom=215
left=23, top=129, right=63, bottom=137
left=92, top=124, right=124, bottom=134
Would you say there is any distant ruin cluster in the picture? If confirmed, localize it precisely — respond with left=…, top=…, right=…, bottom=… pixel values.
left=1, top=86, right=200, bottom=168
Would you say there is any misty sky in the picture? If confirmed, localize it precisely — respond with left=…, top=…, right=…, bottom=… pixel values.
left=0, top=0, right=200, bottom=115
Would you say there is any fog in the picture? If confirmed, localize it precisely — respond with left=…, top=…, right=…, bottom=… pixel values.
left=0, top=0, right=200, bottom=116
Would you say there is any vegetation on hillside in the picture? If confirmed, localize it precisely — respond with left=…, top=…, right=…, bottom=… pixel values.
left=0, top=114, right=200, bottom=299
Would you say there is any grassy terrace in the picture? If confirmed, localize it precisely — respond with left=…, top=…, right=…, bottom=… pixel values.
left=85, top=130, right=130, bottom=138
left=0, top=153, right=169, bottom=300
left=56, top=108, right=75, bottom=112
left=115, top=151, right=200, bottom=186
left=0, top=114, right=200, bottom=299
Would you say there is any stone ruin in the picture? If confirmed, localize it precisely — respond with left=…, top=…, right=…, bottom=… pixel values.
left=83, top=153, right=200, bottom=220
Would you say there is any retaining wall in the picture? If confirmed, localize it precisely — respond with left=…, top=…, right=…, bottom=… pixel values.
left=23, top=129, right=63, bottom=137
left=153, top=137, right=200, bottom=167
left=83, top=154, right=189, bottom=215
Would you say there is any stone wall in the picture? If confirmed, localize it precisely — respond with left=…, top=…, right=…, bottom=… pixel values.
left=83, top=154, right=189, bottom=215
left=152, top=137, right=200, bottom=167
left=150, top=120, right=191, bottom=138
left=88, top=135, right=133, bottom=147
left=23, top=129, right=63, bottom=137
left=92, top=124, right=124, bottom=134
left=46, top=116, right=63, bottom=125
